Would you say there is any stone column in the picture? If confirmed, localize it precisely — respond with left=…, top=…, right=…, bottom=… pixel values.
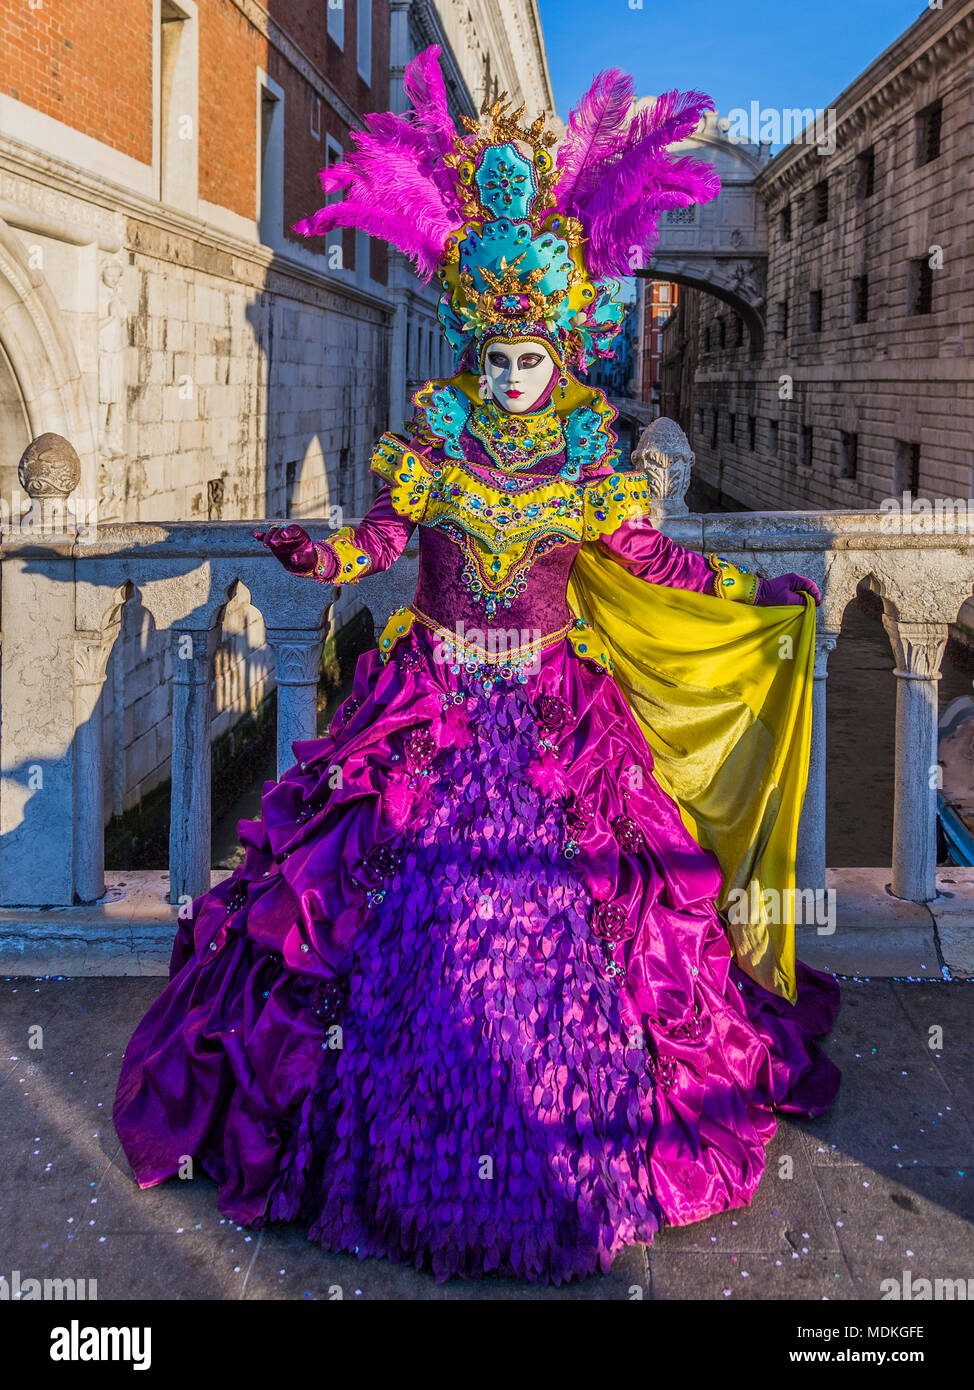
left=882, top=616, right=947, bottom=903
left=265, top=628, right=325, bottom=776
left=72, top=632, right=118, bottom=903
left=0, top=435, right=83, bottom=907
left=796, top=630, right=838, bottom=894
left=169, top=627, right=218, bottom=907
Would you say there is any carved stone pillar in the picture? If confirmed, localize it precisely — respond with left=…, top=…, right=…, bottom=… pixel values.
left=265, top=629, right=325, bottom=775
left=882, top=616, right=947, bottom=903
left=0, top=435, right=82, bottom=906
left=634, top=416, right=693, bottom=520
left=796, top=630, right=839, bottom=895
left=169, top=628, right=218, bottom=907
left=73, top=631, right=118, bottom=903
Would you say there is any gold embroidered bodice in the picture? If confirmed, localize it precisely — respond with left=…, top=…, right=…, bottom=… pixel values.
left=366, top=375, right=652, bottom=620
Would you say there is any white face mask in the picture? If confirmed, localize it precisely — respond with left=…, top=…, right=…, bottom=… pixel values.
left=482, top=341, right=557, bottom=414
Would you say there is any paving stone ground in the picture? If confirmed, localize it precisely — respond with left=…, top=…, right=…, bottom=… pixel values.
left=1, top=975, right=971, bottom=1301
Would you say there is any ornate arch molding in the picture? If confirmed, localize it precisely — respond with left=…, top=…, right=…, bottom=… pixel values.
left=0, top=216, right=94, bottom=496
left=636, top=259, right=767, bottom=354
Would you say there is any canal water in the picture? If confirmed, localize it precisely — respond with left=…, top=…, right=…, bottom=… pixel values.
left=212, top=679, right=352, bottom=870
left=212, top=594, right=974, bottom=871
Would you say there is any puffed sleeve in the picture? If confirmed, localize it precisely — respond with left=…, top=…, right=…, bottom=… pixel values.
left=579, top=469, right=714, bottom=594
left=594, top=515, right=716, bottom=594
left=301, top=482, right=419, bottom=586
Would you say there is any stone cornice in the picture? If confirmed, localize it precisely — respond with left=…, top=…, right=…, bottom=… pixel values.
left=0, top=134, right=393, bottom=317
left=406, top=0, right=478, bottom=120
left=526, top=0, right=556, bottom=113
left=756, top=3, right=974, bottom=197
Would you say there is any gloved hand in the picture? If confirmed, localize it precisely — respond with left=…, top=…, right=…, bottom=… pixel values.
left=757, top=572, right=821, bottom=607
left=253, top=523, right=317, bottom=575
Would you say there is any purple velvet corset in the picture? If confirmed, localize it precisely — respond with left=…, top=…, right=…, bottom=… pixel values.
left=412, top=525, right=580, bottom=634
left=307, top=416, right=717, bottom=618
left=406, top=421, right=592, bottom=633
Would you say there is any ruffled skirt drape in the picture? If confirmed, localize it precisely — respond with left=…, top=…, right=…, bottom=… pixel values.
left=113, top=623, right=840, bottom=1284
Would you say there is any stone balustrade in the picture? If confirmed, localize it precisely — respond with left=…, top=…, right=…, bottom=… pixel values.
left=0, top=433, right=418, bottom=914
left=1, top=424, right=973, bottom=969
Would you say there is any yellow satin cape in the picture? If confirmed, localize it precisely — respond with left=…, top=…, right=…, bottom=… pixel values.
left=567, top=543, right=816, bottom=1004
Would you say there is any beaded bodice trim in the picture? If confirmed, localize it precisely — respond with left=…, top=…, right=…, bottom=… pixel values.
left=466, top=399, right=565, bottom=471
left=370, top=437, right=652, bottom=618
left=376, top=603, right=615, bottom=696
left=369, top=376, right=643, bottom=618
left=409, top=379, right=618, bottom=478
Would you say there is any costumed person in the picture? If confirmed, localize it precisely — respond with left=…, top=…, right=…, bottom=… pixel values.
left=114, top=51, right=840, bottom=1285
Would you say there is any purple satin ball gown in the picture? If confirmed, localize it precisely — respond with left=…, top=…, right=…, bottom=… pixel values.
left=114, top=442, right=840, bottom=1286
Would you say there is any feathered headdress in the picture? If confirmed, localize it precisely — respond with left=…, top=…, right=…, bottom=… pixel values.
left=292, top=48, right=720, bottom=375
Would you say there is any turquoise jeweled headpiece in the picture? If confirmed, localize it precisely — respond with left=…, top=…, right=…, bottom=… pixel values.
left=438, top=102, right=623, bottom=373
left=293, top=49, right=721, bottom=377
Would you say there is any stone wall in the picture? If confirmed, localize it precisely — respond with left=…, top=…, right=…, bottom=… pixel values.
left=122, top=217, right=390, bottom=525
left=684, top=4, right=974, bottom=514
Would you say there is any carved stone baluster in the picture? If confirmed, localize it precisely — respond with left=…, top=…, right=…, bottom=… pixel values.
left=169, top=628, right=218, bottom=906
left=796, top=630, right=839, bottom=896
left=73, top=632, right=118, bottom=903
left=265, top=629, right=325, bottom=775
left=881, top=617, right=948, bottom=903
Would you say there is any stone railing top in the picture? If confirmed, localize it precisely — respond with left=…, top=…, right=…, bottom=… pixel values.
left=0, top=519, right=384, bottom=560
left=4, top=431, right=973, bottom=635
left=0, top=517, right=421, bottom=637
left=3, top=510, right=973, bottom=561
left=659, top=509, right=974, bottom=550
left=657, top=511, right=974, bottom=633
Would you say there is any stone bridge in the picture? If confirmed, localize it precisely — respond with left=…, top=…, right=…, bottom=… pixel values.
left=635, top=110, right=771, bottom=352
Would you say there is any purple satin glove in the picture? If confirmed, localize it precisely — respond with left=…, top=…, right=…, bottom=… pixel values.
left=757, top=572, right=821, bottom=607
left=253, top=523, right=320, bottom=576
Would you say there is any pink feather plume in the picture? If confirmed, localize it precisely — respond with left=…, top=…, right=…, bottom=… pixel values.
left=555, top=80, right=721, bottom=279
left=554, top=68, right=635, bottom=213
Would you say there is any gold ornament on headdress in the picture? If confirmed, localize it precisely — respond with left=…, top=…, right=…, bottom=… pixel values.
left=444, top=92, right=561, bottom=226
left=437, top=89, right=612, bottom=365
left=456, top=252, right=568, bottom=335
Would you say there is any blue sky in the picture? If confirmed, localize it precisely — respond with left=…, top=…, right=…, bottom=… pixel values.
left=537, top=0, right=929, bottom=128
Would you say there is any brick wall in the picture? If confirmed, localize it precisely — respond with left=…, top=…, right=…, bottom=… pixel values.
left=0, top=0, right=152, bottom=163
left=0, top=0, right=389, bottom=280
left=199, top=0, right=260, bottom=220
